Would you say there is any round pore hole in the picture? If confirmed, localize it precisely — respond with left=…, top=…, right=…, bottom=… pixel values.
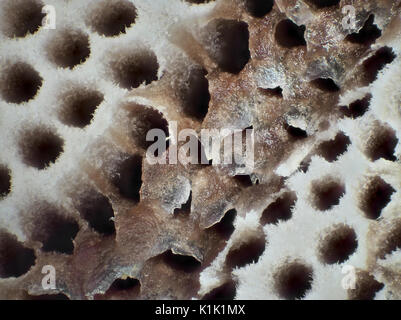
left=365, top=124, right=398, bottom=162
left=111, top=154, right=142, bottom=202
left=348, top=270, right=384, bottom=300
left=359, top=176, right=395, bottom=220
left=245, top=0, right=274, bottom=18
left=284, top=122, right=308, bottom=139
left=316, top=132, right=351, bottom=162
left=274, top=261, right=313, bottom=300
left=179, top=67, right=210, bottom=121
left=311, top=179, right=345, bottom=211
left=363, top=47, right=396, bottom=84
left=95, top=277, right=141, bottom=300
left=59, top=88, right=103, bottom=128
left=225, top=236, right=266, bottom=269
left=346, top=15, right=381, bottom=45
left=174, top=192, right=192, bottom=216
left=340, top=94, right=371, bottom=119
left=88, top=0, right=137, bottom=37
left=234, top=175, right=253, bottom=188
left=0, top=165, right=11, bottom=198
left=261, top=192, right=297, bottom=225
left=259, top=86, right=283, bottom=98
left=202, top=280, right=236, bottom=300
left=275, top=19, right=306, bottom=48
left=205, top=19, right=250, bottom=74
left=27, top=204, right=80, bottom=255
left=108, top=277, right=140, bottom=293
left=319, top=224, right=358, bottom=264
left=162, top=250, right=201, bottom=273
left=1, top=0, right=45, bottom=38
left=27, top=293, right=70, bottom=300
left=0, top=230, right=36, bottom=278
left=380, top=220, right=401, bottom=259
left=76, top=190, right=115, bottom=236
left=310, top=78, right=340, bottom=92
left=47, top=29, right=90, bottom=69
left=128, top=105, right=169, bottom=150
left=0, top=62, right=43, bottom=104
left=110, top=49, right=159, bottom=89
left=19, top=127, right=64, bottom=170
left=208, top=208, right=237, bottom=240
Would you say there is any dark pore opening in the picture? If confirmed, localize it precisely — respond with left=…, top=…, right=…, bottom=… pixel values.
left=259, top=86, right=283, bottom=98
left=59, top=88, right=103, bottom=128
left=28, top=205, right=79, bottom=255
left=346, top=15, right=381, bottom=45
left=112, top=154, right=142, bottom=202
left=108, top=277, right=140, bottom=292
left=180, top=67, right=210, bottom=121
left=284, top=122, right=308, bottom=139
left=380, top=221, right=401, bottom=259
left=0, top=62, right=43, bottom=104
left=47, top=29, right=90, bottom=69
left=275, top=19, right=306, bottom=48
left=88, top=0, right=137, bottom=37
left=111, top=50, right=159, bottom=89
left=311, top=179, right=345, bottom=211
left=19, top=128, right=64, bottom=169
left=95, top=277, right=141, bottom=299
left=319, top=224, right=358, bottom=264
left=274, top=261, right=313, bottom=300
left=0, top=230, right=36, bottom=278
left=209, top=208, right=237, bottom=240
left=129, top=105, right=169, bottom=150
left=341, top=94, right=371, bottom=119
left=245, top=0, right=274, bottom=18
left=234, top=175, right=253, bottom=188
left=19, top=127, right=64, bottom=170
left=162, top=250, right=201, bottom=273
left=261, top=192, right=297, bottom=225
left=40, top=219, right=79, bottom=254
left=311, top=78, right=340, bottom=92
left=363, top=47, right=396, bottom=84
left=2, top=0, right=45, bottom=38
left=28, top=293, right=70, bottom=300
left=202, top=280, right=236, bottom=300
left=206, top=19, right=250, bottom=74
left=174, top=192, right=192, bottom=216
left=0, top=165, right=11, bottom=198
left=359, top=176, right=395, bottom=220
left=348, top=271, right=384, bottom=300
left=77, top=190, right=116, bottom=236
left=365, top=125, right=398, bottom=162
left=225, top=236, right=266, bottom=269
left=317, top=132, right=351, bottom=162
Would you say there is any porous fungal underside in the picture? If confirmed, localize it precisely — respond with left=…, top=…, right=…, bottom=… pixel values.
left=0, top=0, right=400, bottom=300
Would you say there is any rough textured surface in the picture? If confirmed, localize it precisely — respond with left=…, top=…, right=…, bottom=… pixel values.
left=0, top=0, right=400, bottom=300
